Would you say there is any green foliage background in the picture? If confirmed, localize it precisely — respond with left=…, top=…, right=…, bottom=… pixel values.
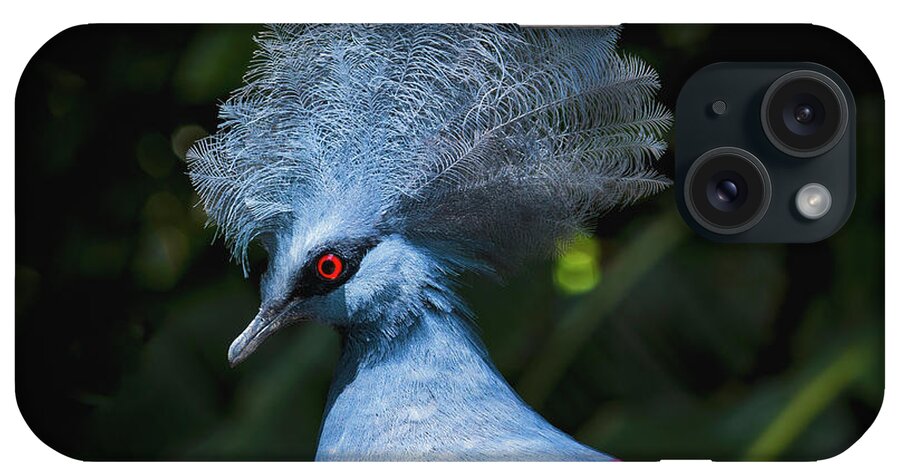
left=14, top=24, right=884, bottom=461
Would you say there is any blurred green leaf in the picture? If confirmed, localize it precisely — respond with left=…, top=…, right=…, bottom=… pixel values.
left=554, top=234, right=602, bottom=295
left=517, top=210, right=688, bottom=408
left=744, top=339, right=874, bottom=460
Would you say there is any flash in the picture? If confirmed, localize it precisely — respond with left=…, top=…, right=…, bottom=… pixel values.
left=795, top=183, right=832, bottom=220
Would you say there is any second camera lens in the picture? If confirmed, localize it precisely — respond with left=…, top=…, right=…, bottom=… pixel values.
left=684, top=147, right=772, bottom=235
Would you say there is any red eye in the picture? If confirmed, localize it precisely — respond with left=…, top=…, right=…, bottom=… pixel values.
left=316, top=253, right=343, bottom=281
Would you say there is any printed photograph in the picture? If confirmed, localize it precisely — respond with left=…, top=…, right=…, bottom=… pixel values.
left=14, top=24, right=884, bottom=461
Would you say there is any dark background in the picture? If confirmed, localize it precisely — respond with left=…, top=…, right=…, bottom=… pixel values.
left=15, top=24, right=884, bottom=461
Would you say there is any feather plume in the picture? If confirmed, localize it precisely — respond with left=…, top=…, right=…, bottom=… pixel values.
left=186, top=24, right=671, bottom=273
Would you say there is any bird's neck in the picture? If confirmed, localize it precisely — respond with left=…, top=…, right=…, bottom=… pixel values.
left=317, top=304, right=547, bottom=460
left=326, top=305, right=505, bottom=415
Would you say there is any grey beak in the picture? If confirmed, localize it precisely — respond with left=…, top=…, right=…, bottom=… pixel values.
left=228, top=306, right=284, bottom=367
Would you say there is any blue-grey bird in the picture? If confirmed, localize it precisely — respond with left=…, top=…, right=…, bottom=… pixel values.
left=186, top=24, right=670, bottom=461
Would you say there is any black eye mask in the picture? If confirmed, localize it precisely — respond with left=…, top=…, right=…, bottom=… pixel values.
left=287, top=237, right=379, bottom=300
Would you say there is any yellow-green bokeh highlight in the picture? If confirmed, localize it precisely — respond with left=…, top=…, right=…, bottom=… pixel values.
left=554, top=234, right=602, bottom=295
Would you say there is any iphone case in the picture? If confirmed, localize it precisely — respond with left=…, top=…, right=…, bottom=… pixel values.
left=15, top=24, right=884, bottom=461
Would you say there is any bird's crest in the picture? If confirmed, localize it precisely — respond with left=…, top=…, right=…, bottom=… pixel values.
left=187, top=24, right=671, bottom=274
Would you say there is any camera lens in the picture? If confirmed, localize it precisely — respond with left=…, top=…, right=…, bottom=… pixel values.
left=684, top=147, right=771, bottom=235
left=715, top=180, right=739, bottom=203
left=793, top=104, right=815, bottom=124
left=708, top=174, right=747, bottom=212
left=761, top=70, right=848, bottom=158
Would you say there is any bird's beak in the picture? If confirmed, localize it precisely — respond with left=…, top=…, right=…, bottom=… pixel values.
left=228, top=301, right=292, bottom=367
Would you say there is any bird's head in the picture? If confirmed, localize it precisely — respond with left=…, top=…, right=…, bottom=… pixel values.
left=222, top=188, right=443, bottom=366
left=186, top=24, right=671, bottom=366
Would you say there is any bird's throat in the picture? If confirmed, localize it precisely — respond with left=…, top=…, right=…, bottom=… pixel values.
left=317, top=309, right=523, bottom=459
